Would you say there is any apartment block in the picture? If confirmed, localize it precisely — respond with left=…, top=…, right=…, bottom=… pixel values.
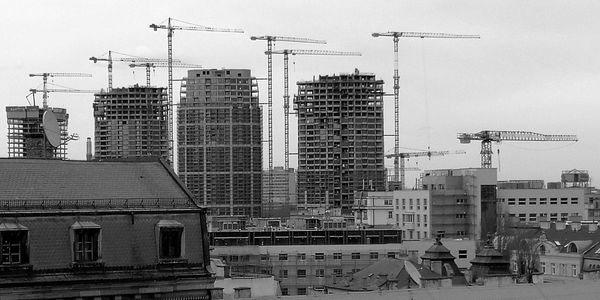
left=93, top=85, right=168, bottom=161
left=178, top=69, right=262, bottom=217
left=421, top=168, right=497, bottom=240
left=294, top=69, right=385, bottom=214
left=6, top=106, right=69, bottom=159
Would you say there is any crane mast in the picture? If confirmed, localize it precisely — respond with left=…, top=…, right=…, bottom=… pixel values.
left=250, top=36, right=326, bottom=216
left=29, top=73, right=92, bottom=108
left=372, top=31, right=480, bottom=184
left=386, top=149, right=466, bottom=189
left=457, top=130, right=578, bottom=168
left=150, top=17, right=243, bottom=165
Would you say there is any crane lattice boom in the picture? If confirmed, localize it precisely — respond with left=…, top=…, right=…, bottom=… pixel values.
left=268, top=49, right=361, bottom=56
left=29, top=72, right=92, bottom=108
left=457, top=130, right=578, bottom=168
left=250, top=36, right=326, bottom=44
left=129, top=62, right=202, bottom=87
left=372, top=32, right=481, bottom=39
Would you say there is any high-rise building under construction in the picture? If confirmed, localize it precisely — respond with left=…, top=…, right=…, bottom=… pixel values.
left=93, top=85, right=169, bottom=161
left=178, top=69, right=262, bottom=217
left=294, top=69, right=386, bottom=214
left=6, top=106, right=69, bottom=159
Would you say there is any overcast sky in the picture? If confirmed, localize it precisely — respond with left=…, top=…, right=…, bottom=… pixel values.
left=2, top=0, right=597, bottom=186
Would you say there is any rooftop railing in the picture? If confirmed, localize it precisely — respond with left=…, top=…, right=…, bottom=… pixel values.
left=0, top=197, right=197, bottom=210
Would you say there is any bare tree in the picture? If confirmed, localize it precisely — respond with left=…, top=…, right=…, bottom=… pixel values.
left=495, top=213, right=540, bottom=283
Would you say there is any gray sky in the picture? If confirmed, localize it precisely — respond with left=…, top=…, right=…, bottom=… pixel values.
left=2, top=0, right=596, bottom=186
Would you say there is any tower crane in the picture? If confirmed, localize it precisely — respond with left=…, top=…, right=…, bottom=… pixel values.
left=150, top=17, right=244, bottom=165
left=386, top=149, right=467, bottom=189
left=250, top=36, right=327, bottom=212
left=27, top=88, right=98, bottom=107
left=458, top=130, right=578, bottom=168
left=267, top=49, right=361, bottom=216
left=89, top=50, right=171, bottom=91
left=372, top=31, right=480, bottom=184
left=128, top=62, right=202, bottom=87
left=28, top=73, right=92, bottom=108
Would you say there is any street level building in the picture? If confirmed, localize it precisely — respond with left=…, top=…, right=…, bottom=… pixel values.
left=421, top=168, right=497, bottom=240
left=6, top=106, right=69, bottom=159
left=294, top=69, right=385, bottom=214
left=0, top=158, right=218, bottom=299
left=93, top=85, right=169, bottom=162
left=178, top=69, right=262, bottom=217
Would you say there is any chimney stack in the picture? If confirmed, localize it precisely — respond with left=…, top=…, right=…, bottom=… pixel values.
left=86, top=137, right=92, bottom=161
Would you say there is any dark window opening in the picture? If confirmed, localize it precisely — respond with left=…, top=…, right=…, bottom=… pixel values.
left=160, top=228, right=183, bottom=259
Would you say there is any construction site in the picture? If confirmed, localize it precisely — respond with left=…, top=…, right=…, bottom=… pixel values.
left=93, top=85, right=169, bottom=161
left=6, top=106, right=69, bottom=159
left=294, top=69, right=386, bottom=214
left=178, top=69, right=262, bottom=217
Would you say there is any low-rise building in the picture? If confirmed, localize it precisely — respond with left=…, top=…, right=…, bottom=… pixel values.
left=0, top=158, right=218, bottom=299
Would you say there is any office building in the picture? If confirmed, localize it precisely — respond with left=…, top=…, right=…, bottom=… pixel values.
left=178, top=69, right=262, bottom=217
left=294, top=69, right=385, bottom=214
left=262, top=166, right=297, bottom=217
left=421, top=168, right=497, bottom=240
left=93, top=85, right=169, bottom=161
left=6, top=106, right=69, bottom=159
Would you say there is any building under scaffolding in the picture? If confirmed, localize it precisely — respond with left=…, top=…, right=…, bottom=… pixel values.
left=93, top=85, right=169, bottom=161
left=6, top=106, right=69, bottom=159
left=294, top=69, right=386, bottom=214
left=178, top=69, right=262, bottom=217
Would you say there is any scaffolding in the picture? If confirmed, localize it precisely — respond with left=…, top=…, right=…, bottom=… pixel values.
left=6, top=106, right=69, bottom=159
left=178, top=69, right=262, bottom=217
left=294, top=70, right=386, bottom=214
left=93, top=85, right=168, bottom=161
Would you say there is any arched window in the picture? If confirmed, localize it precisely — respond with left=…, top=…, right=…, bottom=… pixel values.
left=539, top=244, right=546, bottom=256
left=569, top=243, right=578, bottom=253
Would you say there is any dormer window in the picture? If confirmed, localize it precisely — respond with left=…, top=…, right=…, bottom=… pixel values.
left=70, top=221, right=102, bottom=264
left=0, top=223, right=29, bottom=265
left=156, top=220, right=185, bottom=262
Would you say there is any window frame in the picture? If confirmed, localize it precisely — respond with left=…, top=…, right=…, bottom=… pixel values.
left=0, top=223, right=29, bottom=266
left=156, top=220, right=185, bottom=262
left=70, top=221, right=102, bottom=264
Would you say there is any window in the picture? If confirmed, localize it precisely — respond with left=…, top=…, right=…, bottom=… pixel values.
left=388, top=211, right=393, bottom=219
left=298, top=253, right=306, bottom=260
left=423, top=198, right=428, bottom=209
left=571, top=197, right=579, bottom=204
left=572, top=264, right=578, bottom=277
left=508, top=198, right=516, bottom=206
left=260, top=254, right=269, bottom=261
left=333, top=252, right=342, bottom=260
left=561, top=213, right=569, bottom=221
left=424, top=215, right=428, bottom=226
left=370, top=252, right=379, bottom=259
left=550, top=213, right=558, bottom=221
left=540, top=198, right=547, bottom=205
left=519, top=213, right=527, bottom=222
left=456, top=198, right=466, bottom=204
left=409, top=199, right=413, bottom=210
left=456, top=213, right=466, bottom=219
left=402, top=199, right=406, bottom=210
left=551, top=263, right=556, bottom=275
left=316, top=268, right=325, bottom=277
left=529, top=213, right=537, bottom=222
left=351, top=252, right=360, bottom=259
left=550, top=198, right=558, bottom=205
left=333, top=268, right=343, bottom=277
left=281, top=288, right=288, bottom=296
left=518, top=198, right=526, bottom=205
left=541, top=262, right=546, bottom=273
left=279, top=269, right=288, bottom=278
left=417, top=198, right=421, bottom=210
left=457, top=231, right=466, bottom=237
left=539, top=213, right=548, bottom=221
left=314, top=252, right=324, bottom=260
left=71, top=221, right=102, bottom=263
left=297, top=287, right=307, bottom=295
left=387, top=252, right=395, bottom=258
left=561, top=198, right=568, bottom=204
left=529, top=198, right=537, bottom=205
left=384, top=199, right=393, bottom=206
left=279, top=253, right=288, bottom=261
left=458, top=250, right=468, bottom=259
left=297, top=269, right=306, bottom=278
left=0, top=224, right=28, bottom=265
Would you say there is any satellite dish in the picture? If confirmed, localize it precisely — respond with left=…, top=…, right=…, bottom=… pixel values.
left=42, top=110, right=61, bottom=147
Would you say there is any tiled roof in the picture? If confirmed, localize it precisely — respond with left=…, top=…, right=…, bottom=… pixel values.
left=0, top=159, right=195, bottom=206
